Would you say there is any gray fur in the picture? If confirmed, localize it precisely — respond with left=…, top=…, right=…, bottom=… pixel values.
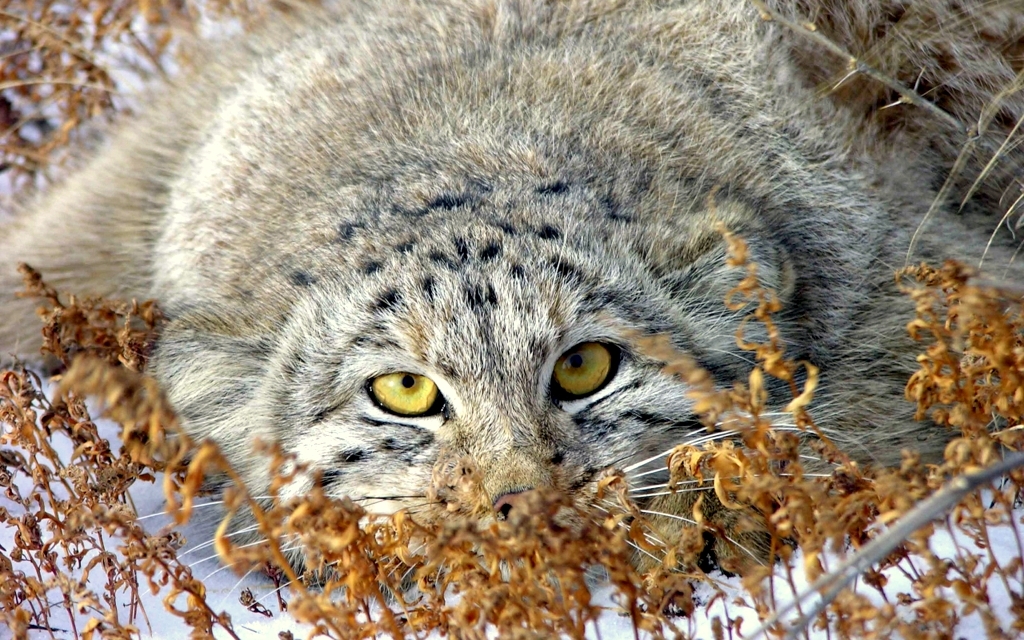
left=2, top=0, right=1023, bottom=521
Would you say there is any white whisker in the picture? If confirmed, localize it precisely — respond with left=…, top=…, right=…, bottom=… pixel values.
left=188, top=536, right=293, bottom=569
left=255, top=579, right=295, bottom=606
left=179, top=523, right=263, bottom=558
left=213, top=566, right=259, bottom=611
left=589, top=503, right=667, bottom=564
left=638, top=508, right=764, bottom=566
left=622, top=445, right=692, bottom=473
left=627, top=478, right=708, bottom=492
left=387, top=541, right=427, bottom=580
left=629, top=487, right=715, bottom=499
left=135, top=497, right=277, bottom=522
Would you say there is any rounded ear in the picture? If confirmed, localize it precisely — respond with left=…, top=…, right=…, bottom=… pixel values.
left=636, top=196, right=796, bottom=310
left=765, top=0, right=1024, bottom=208
left=632, top=198, right=800, bottom=386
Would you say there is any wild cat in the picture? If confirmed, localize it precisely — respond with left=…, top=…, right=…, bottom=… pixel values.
left=1, top=0, right=1023, bottom=569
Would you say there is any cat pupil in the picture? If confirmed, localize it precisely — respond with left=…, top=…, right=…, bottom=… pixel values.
left=568, top=354, right=584, bottom=369
left=402, top=375, right=416, bottom=388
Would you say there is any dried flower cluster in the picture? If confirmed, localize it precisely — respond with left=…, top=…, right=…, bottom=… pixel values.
left=1, top=0, right=179, bottom=189
left=1, top=1, right=1022, bottom=639
left=0, top=0, right=291, bottom=200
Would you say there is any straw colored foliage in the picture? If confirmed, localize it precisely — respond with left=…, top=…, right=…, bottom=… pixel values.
left=1, top=1, right=1023, bottom=639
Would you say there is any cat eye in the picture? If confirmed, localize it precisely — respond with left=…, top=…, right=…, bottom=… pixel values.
left=369, top=372, right=441, bottom=416
left=551, top=342, right=618, bottom=399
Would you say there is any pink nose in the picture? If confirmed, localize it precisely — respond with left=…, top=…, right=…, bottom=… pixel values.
left=493, top=488, right=534, bottom=520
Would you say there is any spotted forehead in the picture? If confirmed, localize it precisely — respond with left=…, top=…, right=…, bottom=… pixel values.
left=356, top=228, right=602, bottom=360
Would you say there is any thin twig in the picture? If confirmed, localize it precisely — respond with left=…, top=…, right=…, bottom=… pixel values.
left=750, top=451, right=1024, bottom=639
left=748, top=0, right=966, bottom=135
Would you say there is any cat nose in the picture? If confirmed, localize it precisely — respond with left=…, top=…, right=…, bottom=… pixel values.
left=493, top=488, right=535, bottom=520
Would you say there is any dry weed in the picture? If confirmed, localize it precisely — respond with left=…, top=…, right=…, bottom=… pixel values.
left=1, top=1, right=1023, bottom=639
left=3, top=229, right=1023, bottom=638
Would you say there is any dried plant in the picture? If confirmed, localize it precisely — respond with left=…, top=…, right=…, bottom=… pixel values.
left=4, top=226, right=1023, bottom=638
left=1, top=1, right=1023, bottom=639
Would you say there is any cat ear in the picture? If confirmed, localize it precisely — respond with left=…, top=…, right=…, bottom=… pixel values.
left=636, top=196, right=795, bottom=309
left=766, top=0, right=1024, bottom=207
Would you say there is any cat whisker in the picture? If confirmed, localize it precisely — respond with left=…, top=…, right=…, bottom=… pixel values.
left=628, top=470, right=832, bottom=501
left=625, top=425, right=830, bottom=481
left=626, top=466, right=671, bottom=481
left=589, top=501, right=667, bottom=557
left=136, top=496, right=280, bottom=522
left=255, top=578, right=295, bottom=606
left=387, top=541, right=427, bottom=580
left=629, top=487, right=716, bottom=499
left=354, top=494, right=428, bottom=501
left=621, top=444, right=696, bottom=474
left=179, top=523, right=263, bottom=558
left=139, top=493, right=420, bottom=524
left=620, top=430, right=742, bottom=476
left=587, top=505, right=667, bottom=565
left=637, top=508, right=765, bottom=566
left=626, top=479, right=707, bottom=492
left=213, top=566, right=260, bottom=611
left=188, top=535, right=295, bottom=570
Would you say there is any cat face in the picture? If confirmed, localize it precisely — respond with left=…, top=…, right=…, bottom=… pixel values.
left=151, top=178, right=800, bottom=522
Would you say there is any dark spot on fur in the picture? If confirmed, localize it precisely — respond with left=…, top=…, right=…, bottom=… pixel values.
left=479, top=242, right=501, bottom=261
left=373, top=289, right=402, bottom=312
left=572, top=413, right=616, bottom=439
left=394, top=240, right=416, bottom=254
left=311, top=403, right=341, bottom=423
left=428, top=193, right=468, bottom=210
left=536, top=181, right=569, bottom=196
left=281, top=357, right=302, bottom=379
left=321, top=470, right=343, bottom=484
left=509, top=264, right=526, bottom=279
left=381, top=438, right=406, bottom=451
left=548, top=257, right=585, bottom=282
left=290, top=271, right=316, bottom=287
left=336, top=222, right=360, bottom=242
left=363, top=261, right=383, bottom=275
left=338, top=449, right=369, bottom=463
left=568, top=467, right=598, bottom=492
left=470, top=178, right=494, bottom=194
left=583, top=288, right=629, bottom=310
left=421, top=276, right=436, bottom=301
left=602, top=195, right=633, bottom=222
left=454, top=237, right=470, bottom=263
left=428, top=250, right=458, bottom=270
left=465, top=282, right=498, bottom=309
left=697, top=531, right=728, bottom=575
left=527, top=337, right=549, bottom=361
left=631, top=411, right=678, bottom=427
left=490, top=220, right=517, bottom=235
left=550, top=451, right=565, bottom=465
left=250, top=338, right=274, bottom=357
left=381, top=435, right=434, bottom=463
left=536, top=225, right=562, bottom=240
left=400, top=207, right=428, bottom=218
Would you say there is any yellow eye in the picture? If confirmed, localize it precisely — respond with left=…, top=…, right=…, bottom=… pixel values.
left=370, top=373, right=440, bottom=416
left=552, top=342, right=616, bottom=398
